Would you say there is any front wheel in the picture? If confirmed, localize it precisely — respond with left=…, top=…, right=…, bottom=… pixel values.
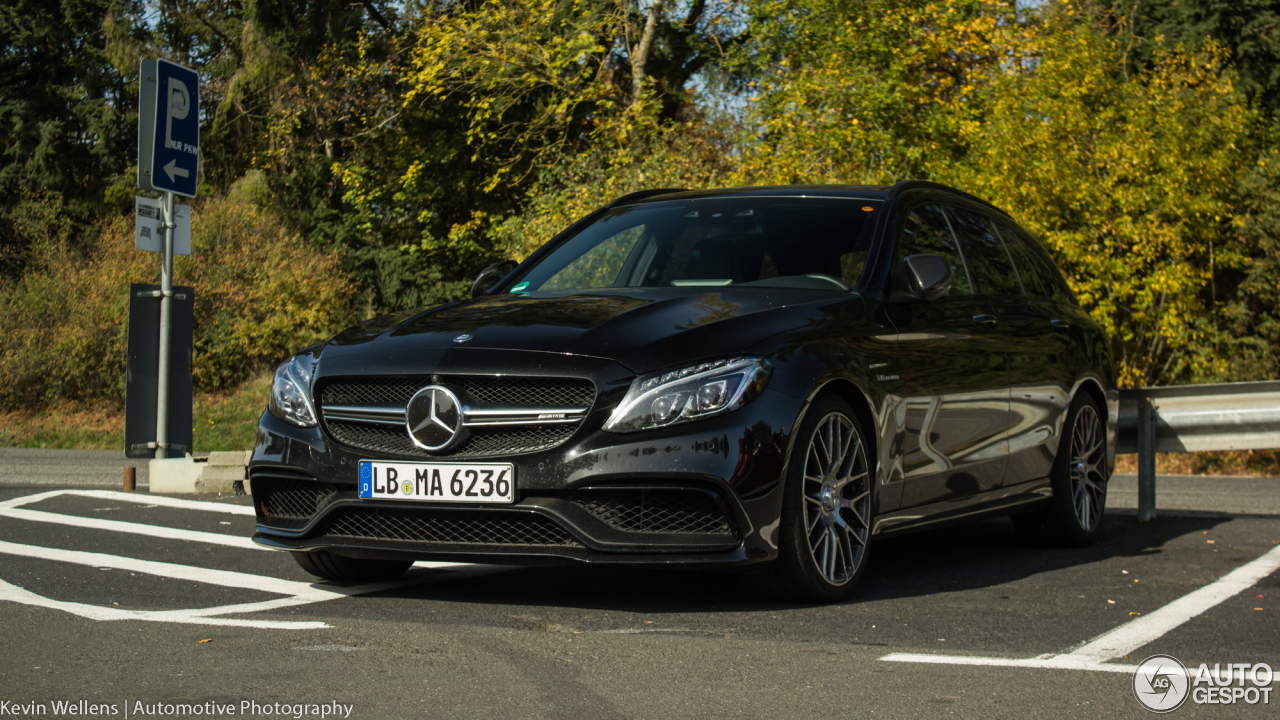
left=1014, top=394, right=1108, bottom=547
left=755, top=395, right=872, bottom=603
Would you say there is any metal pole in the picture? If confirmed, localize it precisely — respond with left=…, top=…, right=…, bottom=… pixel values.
left=155, top=192, right=174, bottom=459
left=1137, top=397, right=1157, bottom=522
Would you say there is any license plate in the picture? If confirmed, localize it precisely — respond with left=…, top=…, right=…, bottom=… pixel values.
left=358, top=460, right=515, bottom=503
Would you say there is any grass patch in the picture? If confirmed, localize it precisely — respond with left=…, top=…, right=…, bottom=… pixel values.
left=191, top=374, right=271, bottom=451
left=0, top=374, right=271, bottom=453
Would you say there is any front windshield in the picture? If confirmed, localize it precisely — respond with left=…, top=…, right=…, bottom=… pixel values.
left=511, top=197, right=880, bottom=293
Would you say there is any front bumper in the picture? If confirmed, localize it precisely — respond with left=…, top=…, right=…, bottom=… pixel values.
left=250, top=386, right=804, bottom=566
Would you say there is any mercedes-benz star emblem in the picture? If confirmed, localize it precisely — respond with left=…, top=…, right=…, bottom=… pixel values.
left=405, top=385, right=463, bottom=452
left=453, top=334, right=472, bottom=343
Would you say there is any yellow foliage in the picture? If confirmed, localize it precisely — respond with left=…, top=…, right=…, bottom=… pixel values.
left=936, top=11, right=1249, bottom=386
left=402, top=0, right=647, bottom=193
left=730, top=0, right=1250, bottom=385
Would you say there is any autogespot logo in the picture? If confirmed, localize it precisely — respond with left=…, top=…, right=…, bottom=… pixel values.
left=1134, top=655, right=1275, bottom=712
left=1134, top=655, right=1190, bottom=713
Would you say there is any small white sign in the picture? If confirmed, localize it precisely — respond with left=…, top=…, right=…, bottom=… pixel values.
left=135, top=196, right=191, bottom=255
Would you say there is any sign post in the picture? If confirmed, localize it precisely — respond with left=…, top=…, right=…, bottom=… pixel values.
left=135, top=58, right=199, bottom=459
left=125, top=284, right=194, bottom=459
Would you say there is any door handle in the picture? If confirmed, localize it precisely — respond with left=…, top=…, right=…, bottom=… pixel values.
left=1050, top=319, right=1071, bottom=330
left=972, top=314, right=998, bottom=329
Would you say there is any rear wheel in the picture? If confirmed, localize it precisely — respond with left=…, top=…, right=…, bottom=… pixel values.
left=756, top=395, right=872, bottom=603
left=1013, top=394, right=1108, bottom=547
left=292, top=551, right=413, bottom=583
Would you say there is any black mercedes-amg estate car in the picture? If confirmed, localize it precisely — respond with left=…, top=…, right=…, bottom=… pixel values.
left=251, top=181, right=1118, bottom=602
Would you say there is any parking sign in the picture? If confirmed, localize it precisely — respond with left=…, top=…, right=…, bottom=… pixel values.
left=137, top=58, right=199, bottom=197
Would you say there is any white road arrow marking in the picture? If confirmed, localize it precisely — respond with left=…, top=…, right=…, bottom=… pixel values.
left=162, top=159, right=190, bottom=181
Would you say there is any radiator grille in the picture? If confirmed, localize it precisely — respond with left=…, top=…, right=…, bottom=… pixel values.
left=320, top=376, right=594, bottom=409
left=318, top=375, right=594, bottom=458
left=458, top=376, right=595, bottom=408
left=325, top=421, right=576, bottom=459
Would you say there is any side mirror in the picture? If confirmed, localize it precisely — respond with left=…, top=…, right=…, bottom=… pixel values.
left=891, top=254, right=953, bottom=303
left=470, top=260, right=518, bottom=298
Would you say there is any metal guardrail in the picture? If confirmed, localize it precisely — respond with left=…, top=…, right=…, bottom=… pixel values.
left=1116, top=380, right=1280, bottom=521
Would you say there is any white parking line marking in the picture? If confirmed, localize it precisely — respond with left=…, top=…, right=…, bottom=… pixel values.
left=1064, top=543, right=1280, bottom=662
left=0, top=540, right=325, bottom=596
left=0, top=489, right=497, bottom=629
left=0, top=578, right=331, bottom=630
left=0, top=508, right=260, bottom=550
left=0, top=489, right=255, bottom=516
left=0, top=489, right=70, bottom=510
left=882, top=543, right=1280, bottom=673
left=879, top=653, right=1141, bottom=674
left=0, top=562, right=497, bottom=630
left=54, top=489, right=257, bottom=515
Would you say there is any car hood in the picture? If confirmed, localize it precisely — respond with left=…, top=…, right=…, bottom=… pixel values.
left=318, top=288, right=855, bottom=375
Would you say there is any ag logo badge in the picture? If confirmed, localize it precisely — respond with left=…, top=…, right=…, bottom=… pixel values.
left=1134, top=654, right=1190, bottom=713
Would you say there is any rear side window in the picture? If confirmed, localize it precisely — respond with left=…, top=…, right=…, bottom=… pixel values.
left=948, top=207, right=1023, bottom=296
left=1005, top=224, right=1078, bottom=306
left=896, top=204, right=972, bottom=295
left=994, top=221, right=1047, bottom=297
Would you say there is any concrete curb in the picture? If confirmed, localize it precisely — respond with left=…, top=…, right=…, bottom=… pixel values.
left=151, top=450, right=251, bottom=494
left=196, top=450, right=251, bottom=494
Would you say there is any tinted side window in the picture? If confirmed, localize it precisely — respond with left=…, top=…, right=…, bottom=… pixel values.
left=948, top=207, right=1022, bottom=296
left=896, top=204, right=972, bottom=295
left=995, top=221, right=1047, bottom=297
left=1011, top=226, right=1078, bottom=306
left=543, top=225, right=646, bottom=290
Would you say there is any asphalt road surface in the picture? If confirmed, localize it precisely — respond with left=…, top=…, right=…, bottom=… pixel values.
left=0, top=478, right=1277, bottom=719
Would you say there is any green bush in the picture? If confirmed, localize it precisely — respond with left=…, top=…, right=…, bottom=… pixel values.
left=0, top=195, right=356, bottom=409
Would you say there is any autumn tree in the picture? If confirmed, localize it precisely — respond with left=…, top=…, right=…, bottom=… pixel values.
left=939, top=7, right=1249, bottom=386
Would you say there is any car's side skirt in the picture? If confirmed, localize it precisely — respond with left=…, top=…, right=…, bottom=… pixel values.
left=871, top=477, right=1055, bottom=538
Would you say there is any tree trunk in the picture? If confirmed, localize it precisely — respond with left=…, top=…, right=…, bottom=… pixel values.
left=632, top=1, right=664, bottom=105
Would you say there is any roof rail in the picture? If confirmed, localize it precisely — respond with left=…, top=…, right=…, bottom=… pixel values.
left=887, top=180, right=1007, bottom=215
left=607, top=188, right=689, bottom=207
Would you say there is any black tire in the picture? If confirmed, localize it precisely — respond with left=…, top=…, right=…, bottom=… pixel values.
left=1014, top=393, right=1108, bottom=547
left=755, top=394, right=873, bottom=603
left=292, top=551, right=413, bottom=583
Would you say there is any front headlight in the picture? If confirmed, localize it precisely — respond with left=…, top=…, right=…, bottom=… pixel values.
left=604, top=357, right=772, bottom=433
left=268, top=356, right=318, bottom=428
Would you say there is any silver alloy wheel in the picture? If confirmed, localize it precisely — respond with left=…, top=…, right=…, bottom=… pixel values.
left=800, top=411, right=871, bottom=586
left=1070, top=405, right=1106, bottom=531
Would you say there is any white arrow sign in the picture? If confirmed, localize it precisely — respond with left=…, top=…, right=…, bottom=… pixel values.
left=162, top=159, right=190, bottom=182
